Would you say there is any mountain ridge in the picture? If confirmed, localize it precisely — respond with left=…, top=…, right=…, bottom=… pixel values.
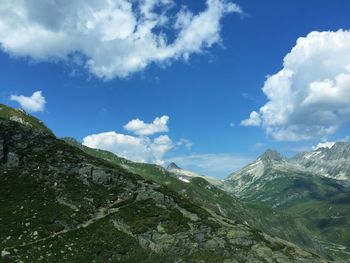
left=224, top=145, right=350, bottom=260
left=227, top=143, right=350, bottom=183
left=0, top=105, right=330, bottom=262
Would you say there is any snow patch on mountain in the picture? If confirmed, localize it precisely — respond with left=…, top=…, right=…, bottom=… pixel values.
left=166, top=162, right=221, bottom=186
left=313, top=141, right=336, bottom=150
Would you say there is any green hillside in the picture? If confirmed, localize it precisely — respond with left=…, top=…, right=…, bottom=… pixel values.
left=63, top=137, right=328, bottom=259
left=0, top=104, right=53, bottom=136
left=0, top=110, right=328, bottom=262
left=225, top=157, right=350, bottom=260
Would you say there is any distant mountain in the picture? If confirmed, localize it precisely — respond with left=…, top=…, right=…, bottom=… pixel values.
left=223, top=149, right=294, bottom=196
left=224, top=147, right=350, bottom=260
left=224, top=143, right=350, bottom=197
left=167, top=162, right=181, bottom=170
left=166, top=162, right=222, bottom=186
left=293, top=142, right=350, bottom=181
left=260, top=149, right=286, bottom=164
left=0, top=106, right=328, bottom=262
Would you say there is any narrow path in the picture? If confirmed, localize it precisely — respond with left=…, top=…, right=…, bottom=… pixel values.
left=3, top=198, right=129, bottom=251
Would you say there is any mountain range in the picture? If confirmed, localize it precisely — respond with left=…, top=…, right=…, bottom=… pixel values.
left=1, top=103, right=349, bottom=262
left=224, top=147, right=350, bottom=260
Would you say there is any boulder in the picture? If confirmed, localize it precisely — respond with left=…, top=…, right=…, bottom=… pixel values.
left=92, top=169, right=113, bottom=185
left=6, top=152, right=19, bottom=167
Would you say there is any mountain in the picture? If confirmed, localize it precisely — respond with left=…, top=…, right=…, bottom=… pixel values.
left=223, top=149, right=295, bottom=197
left=293, top=142, right=350, bottom=181
left=0, top=109, right=329, bottom=262
left=166, top=162, right=222, bottom=186
left=224, top=148, right=350, bottom=260
left=64, top=138, right=326, bottom=259
left=167, top=162, right=181, bottom=170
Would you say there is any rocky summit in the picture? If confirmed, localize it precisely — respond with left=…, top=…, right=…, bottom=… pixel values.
left=224, top=148, right=350, bottom=260
left=0, top=108, right=329, bottom=262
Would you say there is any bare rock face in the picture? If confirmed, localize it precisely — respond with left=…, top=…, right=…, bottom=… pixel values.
left=0, top=137, right=19, bottom=167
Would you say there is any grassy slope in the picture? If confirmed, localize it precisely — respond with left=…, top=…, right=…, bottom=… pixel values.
left=233, top=167, right=350, bottom=260
left=63, top=138, right=328, bottom=259
left=0, top=104, right=53, bottom=136
left=0, top=118, right=328, bottom=262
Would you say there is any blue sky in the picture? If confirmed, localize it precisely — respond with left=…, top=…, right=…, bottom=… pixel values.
left=1, top=0, right=350, bottom=178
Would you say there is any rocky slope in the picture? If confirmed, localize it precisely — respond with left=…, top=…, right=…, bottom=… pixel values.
left=294, top=142, right=350, bottom=181
left=0, top=115, right=329, bottom=262
left=65, top=136, right=329, bottom=259
left=223, top=150, right=292, bottom=196
left=224, top=148, right=350, bottom=260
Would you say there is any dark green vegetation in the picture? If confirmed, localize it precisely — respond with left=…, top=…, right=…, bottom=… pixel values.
left=0, top=104, right=53, bottom=136
left=64, top=137, right=327, bottom=260
left=0, top=107, right=328, bottom=262
left=224, top=151, right=350, bottom=261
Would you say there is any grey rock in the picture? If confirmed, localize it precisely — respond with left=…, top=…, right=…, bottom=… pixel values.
left=6, top=152, right=19, bottom=167
left=92, top=169, right=113, bottom=185
left=78, top=166, right=93, bottom=178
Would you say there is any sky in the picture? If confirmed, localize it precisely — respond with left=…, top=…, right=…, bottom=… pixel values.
left=1, top=0, right=350, bottom=178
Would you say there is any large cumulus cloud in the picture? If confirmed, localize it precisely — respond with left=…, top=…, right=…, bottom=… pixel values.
left=0, top=0, right=240, bottom=79
left=242, top=30, right=350, bottom=141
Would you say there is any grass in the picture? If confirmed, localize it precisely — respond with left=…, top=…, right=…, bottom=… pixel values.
left=64, top=135, right=331, bottom=258
left=234, top=167, right=350, bottom=260
left=0, top=104, right=54, bottom=136
left=0, top=113, right=334, bottom=262
left=2, top=218, right=165, bottom=263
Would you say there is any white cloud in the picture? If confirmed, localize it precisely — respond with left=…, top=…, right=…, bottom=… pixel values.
left=242, top=30, right=350, bottom=141
left=82, top=131, right=173, bottom=164
left=176, top=138, right=193, bottom=150
left=241, top=111, right=261, bottom=126
left=151, top=135, right=173, bottom=164
left=82, top=115, right=187, bottom=164
left=124, top=115, right=169, bottom=136
left=166, top=153, right=253, bottom=178
left=0, top=0, right=241, bottom=80
left=10, top=90, right=46, bottom=112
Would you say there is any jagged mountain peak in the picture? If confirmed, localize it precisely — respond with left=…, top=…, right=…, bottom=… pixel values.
left=167, top=162, right=181, bottom=170
left=295, top=141, right=350, bottom=162
left=259, top=149, right=285, bottom=163
left=328, top=141, right=350, bottom=154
